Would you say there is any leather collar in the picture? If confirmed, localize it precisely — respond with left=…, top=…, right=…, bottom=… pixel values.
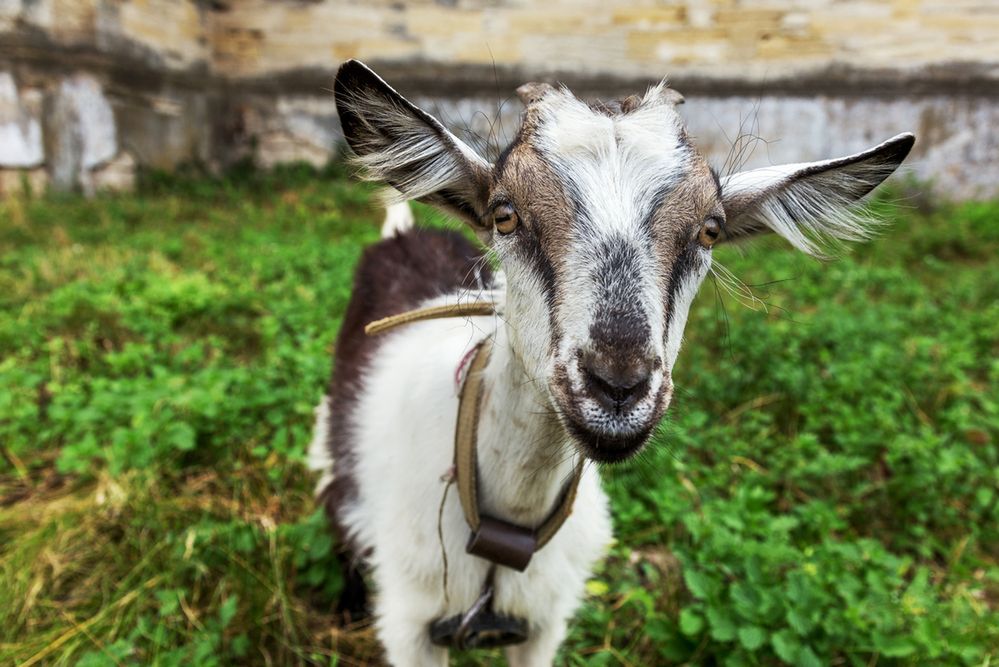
left=366, top=301, right=585, bottom=571
left=454, top=338, right=584, bottom=571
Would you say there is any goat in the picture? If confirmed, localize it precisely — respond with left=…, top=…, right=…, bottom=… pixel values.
left=310, top=59, right=915, bottom=666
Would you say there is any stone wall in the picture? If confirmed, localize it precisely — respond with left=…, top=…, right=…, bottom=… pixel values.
left=0, top=0, right=214, bottom=193
left=1, top=0, right=997, bottom=198
left=211, top=0, right=999, bottom=82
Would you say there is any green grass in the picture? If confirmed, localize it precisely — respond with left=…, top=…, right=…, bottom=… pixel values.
left=1, top=165, right=996, bottom=666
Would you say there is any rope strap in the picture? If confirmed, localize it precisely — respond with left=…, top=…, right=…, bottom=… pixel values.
left=364, top=301, right=498, bottom=336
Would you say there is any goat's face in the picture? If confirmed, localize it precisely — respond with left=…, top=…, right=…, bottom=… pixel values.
left=334, top=60, right=914, bottom=463
left=488, top=87, right=720, bottom=461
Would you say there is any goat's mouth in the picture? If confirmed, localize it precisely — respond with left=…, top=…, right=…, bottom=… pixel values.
left=549, top=376, right=671, bottom=464
left=562, top=418, right=654, bottom=463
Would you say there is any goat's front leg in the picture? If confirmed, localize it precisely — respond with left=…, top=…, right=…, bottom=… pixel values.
left=376, top=612, right=447, bottom=667
left=504, top=622, right=566, bottom=667
left=374, top=575, right=448, bottom=667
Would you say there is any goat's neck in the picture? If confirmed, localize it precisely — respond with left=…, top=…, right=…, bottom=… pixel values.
left=474, top=324, right=577, bottom=528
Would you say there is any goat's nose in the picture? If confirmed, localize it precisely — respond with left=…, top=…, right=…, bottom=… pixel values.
left=581, top=350, right=653, bottom=414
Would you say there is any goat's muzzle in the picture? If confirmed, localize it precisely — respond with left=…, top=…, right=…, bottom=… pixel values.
left=552, top=353, right=672, bottom=463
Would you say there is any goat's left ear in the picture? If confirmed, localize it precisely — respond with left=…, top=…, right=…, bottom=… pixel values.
left=334, top=59, right=492, bottom=232
left=719, top=133, right=915, bottom=255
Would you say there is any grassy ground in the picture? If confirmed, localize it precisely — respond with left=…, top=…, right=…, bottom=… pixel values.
left=1, top=165, right=997, bottom=666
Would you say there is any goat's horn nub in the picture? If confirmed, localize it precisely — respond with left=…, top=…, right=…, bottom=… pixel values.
left=656, top=86, right=685, bottom=106
left=516, top=82, right=554, bottom=105
left=662, top=88, right=685, bottom=106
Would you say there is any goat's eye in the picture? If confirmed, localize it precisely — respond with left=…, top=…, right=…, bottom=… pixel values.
left=492, top=204, right=519, bottom=235
left=698, top=217, right=722, bottom=248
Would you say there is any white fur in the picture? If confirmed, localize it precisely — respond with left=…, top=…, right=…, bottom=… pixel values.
left=307, top=395, right=333, bottom=495
left=314, top=289, right=612, bottom=667
left=665, top=253, right=711, bottom=370
left=381, top=201, right=415, bottom=238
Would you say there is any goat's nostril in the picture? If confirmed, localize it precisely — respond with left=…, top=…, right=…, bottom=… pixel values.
left=581, top=352, right=653, bottom=413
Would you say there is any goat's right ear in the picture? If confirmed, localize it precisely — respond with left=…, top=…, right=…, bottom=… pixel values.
left=334, top=60, right=492, bottom=232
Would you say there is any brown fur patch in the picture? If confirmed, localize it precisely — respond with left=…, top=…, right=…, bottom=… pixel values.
left=493, top=138, right=578, bottom=348
left=645, top=156, right=723, bottom=332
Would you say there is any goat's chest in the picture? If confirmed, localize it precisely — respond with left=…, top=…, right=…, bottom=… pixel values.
left=342, top=319, right=614, bottom=621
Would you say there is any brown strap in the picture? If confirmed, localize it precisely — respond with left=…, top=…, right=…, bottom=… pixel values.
left=455, top=339, right=585, bottom=570
left=455, top=338, right=492, bottom=532
left=364, top=302, right=584, bottom=571
left=535, top=455, right=585, bottom=550
left=365, top=301, right=498, bottom=336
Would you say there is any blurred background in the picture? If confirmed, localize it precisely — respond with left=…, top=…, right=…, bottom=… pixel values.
left=2, top=0, right=998, bottom=197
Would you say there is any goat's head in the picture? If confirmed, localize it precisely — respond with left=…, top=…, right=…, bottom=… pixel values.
left=334, top=60, right=914, bottom=463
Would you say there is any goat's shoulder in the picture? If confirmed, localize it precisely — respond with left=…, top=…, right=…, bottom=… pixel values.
left=321, top=228, right=490, bottom=538
left=341, top=228, right=490, bottom=344
left=363, top=228, right=488, bottom=309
